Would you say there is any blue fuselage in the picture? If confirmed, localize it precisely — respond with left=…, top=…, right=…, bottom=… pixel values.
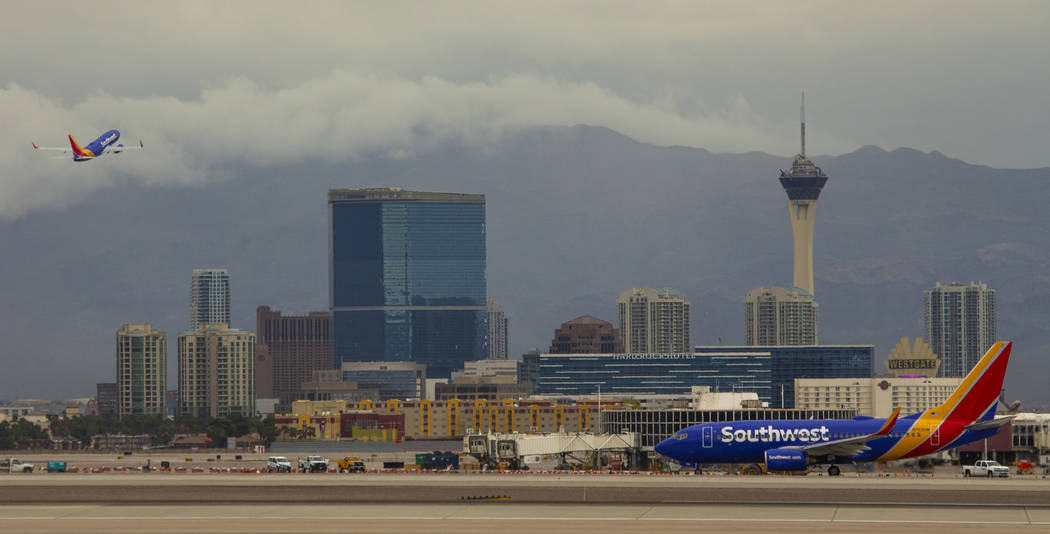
left=75, top=129, right=120, bottom=161
left=654, top=416, right=996, bottom=465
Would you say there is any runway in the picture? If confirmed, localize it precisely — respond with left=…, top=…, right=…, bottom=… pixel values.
left=2, top=503, right=1049, bottom=533
left=3, top=472, right=1050, bottom=506
left=4, top=473, right=1050, bottom=532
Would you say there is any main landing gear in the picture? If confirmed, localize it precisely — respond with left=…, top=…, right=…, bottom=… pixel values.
left=827, top=465, right=841, bottom=476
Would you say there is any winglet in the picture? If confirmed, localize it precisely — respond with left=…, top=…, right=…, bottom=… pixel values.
left=874, top=407, right=900, bottom=436
left=139, top=139, right=144, bottom=148
left=32, top=141, right=38, bottom=149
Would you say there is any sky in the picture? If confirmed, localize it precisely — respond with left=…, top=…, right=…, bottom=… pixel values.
left=0, top=1, right=1048, bottom=220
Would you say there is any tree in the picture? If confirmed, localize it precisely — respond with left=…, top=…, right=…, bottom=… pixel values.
left=297, top=426, right=317, bottom=440
left=256, top=417, right=279, bottom=445
left=0, top=418, right=50, bottom=448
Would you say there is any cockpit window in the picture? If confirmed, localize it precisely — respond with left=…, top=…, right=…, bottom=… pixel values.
left=673, top=432, right=688, bottom=440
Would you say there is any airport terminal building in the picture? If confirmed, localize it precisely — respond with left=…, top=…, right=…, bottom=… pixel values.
left=539, top=345, right=873, bottom=408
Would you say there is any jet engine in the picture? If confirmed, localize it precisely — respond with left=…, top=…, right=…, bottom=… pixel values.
left=763, top=449, right=807, bottom=471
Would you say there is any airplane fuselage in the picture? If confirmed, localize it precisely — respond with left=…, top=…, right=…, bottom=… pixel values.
left=655, top=341, right=1012, bottom=471
left=656, top=415, right=997, bottom=465
left=73, top=129, right=121, bottom=161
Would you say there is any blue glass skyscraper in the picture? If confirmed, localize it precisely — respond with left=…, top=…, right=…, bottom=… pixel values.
left=328, top=188, right=486, bottom=379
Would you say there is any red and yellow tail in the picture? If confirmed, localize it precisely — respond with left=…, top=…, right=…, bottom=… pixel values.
left=877, top=342, right=1011, bottom=460
left=68, top=134, right=95, bottom=158
left=934, top=341, right=1011, bottom=422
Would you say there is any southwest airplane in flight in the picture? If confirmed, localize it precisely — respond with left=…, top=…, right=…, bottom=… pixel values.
left=32, top=130, right=143, bottom=162
left=654, top=341, right=1014, bottom=476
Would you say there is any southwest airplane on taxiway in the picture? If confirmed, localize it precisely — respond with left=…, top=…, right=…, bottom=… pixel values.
left=654, top=341, right=1014, bottom=476
left=32, top=130, right=143, bottom=162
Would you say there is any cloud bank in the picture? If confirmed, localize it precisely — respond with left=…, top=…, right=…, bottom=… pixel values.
left=1, top=72, right=796, bottom=219
left=1, top=1, right=1047, bottom=218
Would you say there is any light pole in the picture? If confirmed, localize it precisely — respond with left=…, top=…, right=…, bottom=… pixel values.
left=923, top=379, right=931, bottom=413
left=596, top=384, right=602, bottom=433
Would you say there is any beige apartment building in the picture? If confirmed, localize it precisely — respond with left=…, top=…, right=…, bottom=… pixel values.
left=178, top=323, right=255, bottom=417
left=745, top=286, right=818, bottom=345
left=116, top=323, right=167, bottom=418
left=617, top=288, right=691, bottom=353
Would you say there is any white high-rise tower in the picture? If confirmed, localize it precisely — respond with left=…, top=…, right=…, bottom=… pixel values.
left=190, top=268, right=230, bottom=331
left=779, top=94, right=828, bottom=295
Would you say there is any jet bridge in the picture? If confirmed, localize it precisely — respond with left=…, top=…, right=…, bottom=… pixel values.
left=464, top=431, right=641, bottom=470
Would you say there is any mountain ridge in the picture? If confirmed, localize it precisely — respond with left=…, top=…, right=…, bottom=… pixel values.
left=2, top=124, right=1048, bottom=407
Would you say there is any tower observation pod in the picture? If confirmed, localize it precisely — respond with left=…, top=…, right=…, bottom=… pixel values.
left=778, top=93, right=827, bottom=295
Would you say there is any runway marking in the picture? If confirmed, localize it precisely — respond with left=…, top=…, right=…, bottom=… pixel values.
left=661, top=500, right=1050, bottom=507
left=4, top=516, right=1047, bottom=525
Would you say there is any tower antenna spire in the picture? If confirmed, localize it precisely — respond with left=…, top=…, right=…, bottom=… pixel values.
left=800, top=91, right=806, bottom=158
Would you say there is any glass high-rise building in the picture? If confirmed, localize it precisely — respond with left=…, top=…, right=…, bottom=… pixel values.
left=486, top=298, right=509, bottom=360
left=328, top=188, right=486, bottom=379
left=925, top=282, right=996, bottom=377
left=190, top=269, right=230, bottom=331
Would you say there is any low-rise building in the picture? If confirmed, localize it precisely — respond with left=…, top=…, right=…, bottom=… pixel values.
left=542, top=346, right=874, bottom=409
left=434, top=380, right=532, bottom=402
left=341, top=362, right=426, bottom=400
left=794, top=376, right=962, bottom=417
left=297, top=369, right=380, bottom=403
left=275, top=398, right=617, bottom=440
left=452, top=359, right=521, bottom=382
left=92, top=434, right=152, bottom=450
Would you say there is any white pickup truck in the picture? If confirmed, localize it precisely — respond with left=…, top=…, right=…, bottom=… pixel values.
left=298, top=456, right=329, bottom=472
left=963, top=459, right=1009, bottom=478
left=1, top=458, right=34, bottom=473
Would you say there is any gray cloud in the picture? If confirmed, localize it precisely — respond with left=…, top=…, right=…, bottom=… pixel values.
left=1, top=1, right=1048, bottom=218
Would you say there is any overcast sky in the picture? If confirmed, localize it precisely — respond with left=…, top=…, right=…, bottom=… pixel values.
left=0, top=2, right=1048, bottom=219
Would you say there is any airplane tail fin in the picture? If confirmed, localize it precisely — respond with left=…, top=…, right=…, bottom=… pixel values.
left=68, top=134, right=94, bottom=158
left=934, top=342, right=1012, bottom=424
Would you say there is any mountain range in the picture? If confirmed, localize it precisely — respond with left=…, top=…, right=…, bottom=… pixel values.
left=2, top=125, right=1048, bottom=408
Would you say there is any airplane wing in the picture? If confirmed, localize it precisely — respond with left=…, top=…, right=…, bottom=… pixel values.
left=964, top=416, right=1014, bottom=432
left=32, top=142, right=72, bottom=152
left=101, top=140, right=144, bottom=153
left=790, top=407, right=901, bottom=459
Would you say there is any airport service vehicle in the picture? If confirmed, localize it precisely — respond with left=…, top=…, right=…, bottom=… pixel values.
left=266, top=456, right=292, bottom=472
left=299, top=456, right=329, bottom=472
left=656, top=342, right=1016, bottom=476
left=1016, top=460, right=1035, bottom=475
left=32, top=130, right=143, bottom=162
left=46, top=461, right=67, bottom=473
left=1, top=458, right=34, bottom=473
left=963, top=460, right=1009, bottom=478
left=337, top=456, right=366, bottom=473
